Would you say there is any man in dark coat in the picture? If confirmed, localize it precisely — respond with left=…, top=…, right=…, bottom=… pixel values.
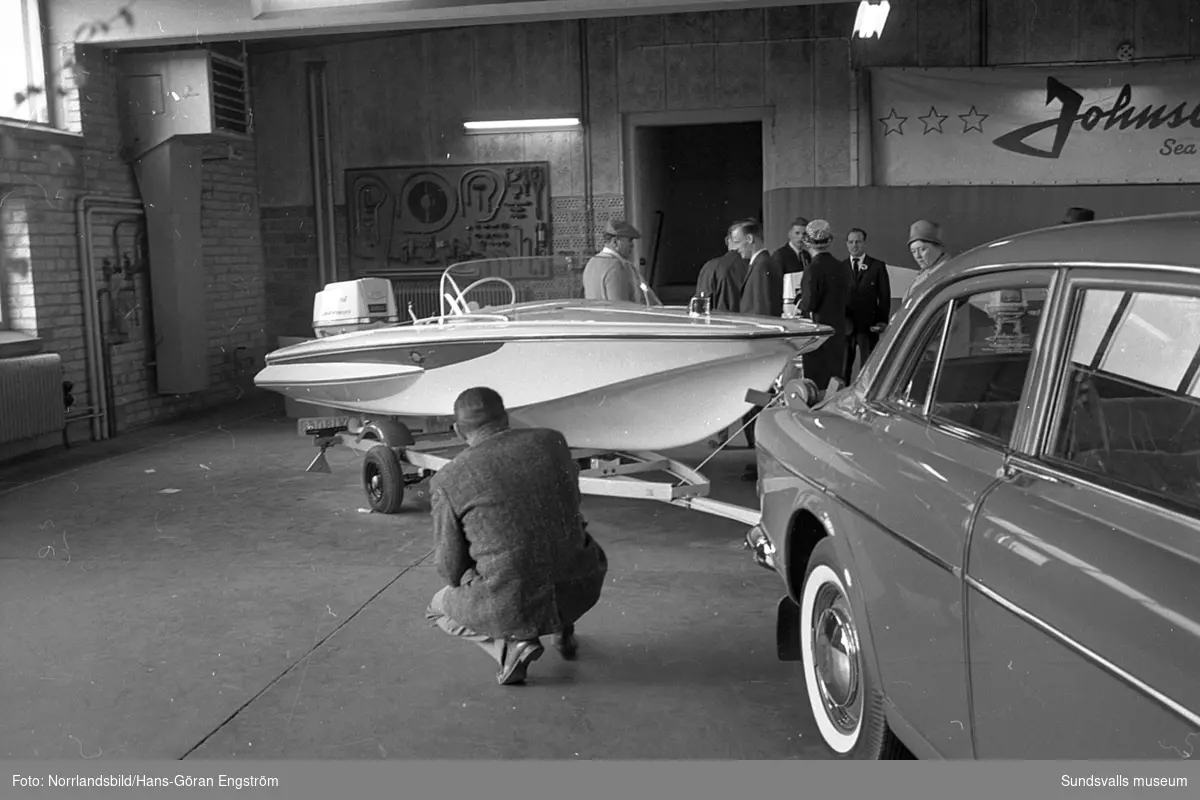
left=842, top=226, right=891, bottom=383
left=732, top=218, right=783, bottom=319
left=730, top=218, right=783, bottom=480
left=773, top=216, right=811, bottom=277
left=798, top=220, right=852, bottom=392
left=695, top=232, right=748, bottom=312
left=425, top=387, right=609, bottom=686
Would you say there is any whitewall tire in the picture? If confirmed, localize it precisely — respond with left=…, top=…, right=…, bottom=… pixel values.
left=799, top=537, right=903, bottom=759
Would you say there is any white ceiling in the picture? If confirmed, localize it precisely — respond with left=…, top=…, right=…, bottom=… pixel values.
left=47, top=0, right=853, bottom=48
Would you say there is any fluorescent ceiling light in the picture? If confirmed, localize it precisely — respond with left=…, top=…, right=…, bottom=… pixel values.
left=463, top=117, right=582, bottom=133
left=853, top=0, right=890, bottom=38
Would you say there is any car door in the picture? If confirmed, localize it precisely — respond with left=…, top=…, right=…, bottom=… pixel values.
left=831, top=268, right=1056, bottom=758
left=966, top=269, right=1200, bottom=758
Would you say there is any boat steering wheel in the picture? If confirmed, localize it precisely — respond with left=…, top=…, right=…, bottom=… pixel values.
left=439, top=265, right=518, bottom=318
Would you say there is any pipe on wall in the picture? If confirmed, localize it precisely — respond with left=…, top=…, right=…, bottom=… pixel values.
left=74, top=195, right=145, bottom=442
left=306, top=62, right=331, bottom=287
left=846, top=38, right=860, bottom=187
left=317, top=65, right=338, bottom=283
left=578, top=17, right=595, bottom=256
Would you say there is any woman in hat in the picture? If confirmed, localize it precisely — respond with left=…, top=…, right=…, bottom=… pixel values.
left=903, top=219, right=949, bottom=304
left=797, top=220, right=852, bottom=392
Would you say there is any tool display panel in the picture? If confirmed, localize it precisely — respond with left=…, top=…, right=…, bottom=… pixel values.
left=346, top=161, right=553, bottom=278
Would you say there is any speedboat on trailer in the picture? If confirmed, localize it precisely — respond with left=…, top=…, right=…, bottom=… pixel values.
left=253, top=263, right=833, bottom=452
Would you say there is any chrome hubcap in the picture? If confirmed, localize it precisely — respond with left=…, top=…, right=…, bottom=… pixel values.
left=811, top=584, right=863, bottom=735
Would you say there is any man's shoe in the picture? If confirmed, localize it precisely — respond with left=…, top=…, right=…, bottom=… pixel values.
left=497, top=639, right=544, bottom=686
left=553, top=627, right=579, bottom=660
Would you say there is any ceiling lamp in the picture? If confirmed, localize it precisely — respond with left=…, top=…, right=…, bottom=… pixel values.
left=853, top=0, right=891, bottom=39
left=463, top=118, right=582, bottom=134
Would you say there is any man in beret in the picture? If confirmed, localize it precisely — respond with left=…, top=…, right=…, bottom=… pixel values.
left=583, top=219, right=657, bottom=305
left=425, top=387, right=609, bottom=686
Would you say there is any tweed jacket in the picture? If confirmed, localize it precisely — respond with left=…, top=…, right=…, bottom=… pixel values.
left=430, top=427, right=609, bottom=640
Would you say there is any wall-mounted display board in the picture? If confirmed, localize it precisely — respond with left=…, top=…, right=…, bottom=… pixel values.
left=346, top=161, right=553, bottom=277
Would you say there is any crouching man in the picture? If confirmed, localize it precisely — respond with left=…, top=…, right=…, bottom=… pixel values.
left=425, top=387, right=609, bottom=686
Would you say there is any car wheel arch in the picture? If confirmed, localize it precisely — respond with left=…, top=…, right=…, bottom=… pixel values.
left=784, top=500, right=893, bottom=719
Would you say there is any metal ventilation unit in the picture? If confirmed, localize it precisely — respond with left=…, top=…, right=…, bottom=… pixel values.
left=116, top=42, right=253, bottom=159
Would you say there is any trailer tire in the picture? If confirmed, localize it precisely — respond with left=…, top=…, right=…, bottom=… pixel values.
left=362, top=445, right=406, bottom=514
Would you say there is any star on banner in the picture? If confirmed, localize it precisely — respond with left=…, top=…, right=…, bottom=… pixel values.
left=918, top=106, right=948, bottom=134
left=878, top=108, right=907, bottom=136
left=959, top=105, right=988, bottom=133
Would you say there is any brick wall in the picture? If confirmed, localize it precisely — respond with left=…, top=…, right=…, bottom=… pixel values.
left=0, top=45, right=268, bottom=451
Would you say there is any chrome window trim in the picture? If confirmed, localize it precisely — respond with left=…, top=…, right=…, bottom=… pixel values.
left=921, top=299, right=956, bottom=418
left=966, top=575, right=1200, bottom=730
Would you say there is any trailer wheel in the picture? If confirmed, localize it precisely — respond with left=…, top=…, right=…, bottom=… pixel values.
left=362, top=445, right=405, bottom=514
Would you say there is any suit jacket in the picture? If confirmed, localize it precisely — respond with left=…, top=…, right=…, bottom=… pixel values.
left=773, top=244, right=810, bottom=276
left=740, top=250, right=784, bottom=318
left=695, top=250, right=749, bottom=312
left=431, top=427, right=609, bottom=640
left=844, top=254, right=891, bottom=331
left=799, top=252, right=853, bottom=389
left=583, top=252, right=645, bottom=304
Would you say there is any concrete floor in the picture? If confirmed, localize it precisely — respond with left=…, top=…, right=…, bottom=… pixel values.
left=0, top=398, right=825, bottom=760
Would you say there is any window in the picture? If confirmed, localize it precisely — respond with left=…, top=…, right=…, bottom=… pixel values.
left=0, top=0, right=50, bottom=125
left=887, top=283, right=1049, bottom=445
left=1047, top=286, right=1200, bottom=513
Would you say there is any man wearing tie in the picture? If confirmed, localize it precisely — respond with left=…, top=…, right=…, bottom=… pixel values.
left=730, top=218, right=783, bottom=481
left=843, top=227, right=890, bottom=383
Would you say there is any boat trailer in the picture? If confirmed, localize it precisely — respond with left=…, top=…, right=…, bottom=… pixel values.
left=292, top=387, right=807, bottom=527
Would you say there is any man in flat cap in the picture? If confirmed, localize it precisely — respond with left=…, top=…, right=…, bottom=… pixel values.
left=426, top=387, right=609, bottom=686
left=583, top=219, right=656, bottom=305
left=1062, top=207, right=1095, bottom=224
left=903, top=219, right=950, bottom=304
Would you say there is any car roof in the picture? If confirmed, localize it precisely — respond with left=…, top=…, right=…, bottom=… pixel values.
left=942, top=210, right=1200, bottom=278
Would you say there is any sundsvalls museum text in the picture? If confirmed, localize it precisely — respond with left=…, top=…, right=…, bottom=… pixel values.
left=1062, top=773, right=1188, bottom=788
left=13, top=773, right=281, bottom=789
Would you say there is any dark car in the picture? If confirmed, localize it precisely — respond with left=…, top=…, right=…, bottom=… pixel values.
left=744, top=212, right=1200, bottom=759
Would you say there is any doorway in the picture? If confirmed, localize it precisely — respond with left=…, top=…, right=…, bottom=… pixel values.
left=628, top=118, right=765, bottom=304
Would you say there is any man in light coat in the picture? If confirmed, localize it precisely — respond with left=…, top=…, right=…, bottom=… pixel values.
left=582, top=219, right=656, bottom=305
left=425, top=387, right=609, bottom=686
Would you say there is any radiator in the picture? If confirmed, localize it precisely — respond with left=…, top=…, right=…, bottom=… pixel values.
left=0, top=353, right=65, bottom=445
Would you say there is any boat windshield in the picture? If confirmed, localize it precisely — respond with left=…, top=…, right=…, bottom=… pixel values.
left=374, top=256, right=680, bottom=328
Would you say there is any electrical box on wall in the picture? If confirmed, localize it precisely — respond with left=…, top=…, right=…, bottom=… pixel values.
left=116, top=44, right=252, bottom=160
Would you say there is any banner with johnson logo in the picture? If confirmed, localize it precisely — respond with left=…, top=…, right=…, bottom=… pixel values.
left=868, top=63, right=1200, bottom=185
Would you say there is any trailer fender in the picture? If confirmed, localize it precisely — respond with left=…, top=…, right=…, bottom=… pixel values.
left=358, top=418, right=416, bottom=450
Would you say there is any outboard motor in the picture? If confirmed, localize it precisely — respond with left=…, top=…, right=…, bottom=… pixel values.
left=312, top=278, right=399, bottom=338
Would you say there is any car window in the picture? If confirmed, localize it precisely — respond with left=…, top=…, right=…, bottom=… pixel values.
left=888, top=283, right=1048, bottom=445
left=928, top=287, right=1048, bottom=443
left=1047, top=286, right=1200, bottom=513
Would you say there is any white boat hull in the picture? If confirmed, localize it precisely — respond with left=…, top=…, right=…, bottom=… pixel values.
left=255, top=299, right=831, bottom=451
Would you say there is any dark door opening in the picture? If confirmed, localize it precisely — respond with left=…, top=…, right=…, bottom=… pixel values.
left=633, top=121, right=764, bottom=305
